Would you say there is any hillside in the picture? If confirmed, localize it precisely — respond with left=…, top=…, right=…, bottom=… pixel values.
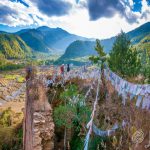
left=55, top=40, right=96, bottom=65
left=101, top=22, right=150, bottom=52
left=16, top=26, right=87, bottom=53
left=0, top=22, right=149, bottom=64
left=128, top=22, right=150, bottom=44
left=136, top=34, right=150, bottom=55
left=16, top=29, right=51, bottom=53
left=58, top=22, right=150, bottom=64
left=61, top=40, right=96, bottom=58
left=0, top=33, right=31, bottom=59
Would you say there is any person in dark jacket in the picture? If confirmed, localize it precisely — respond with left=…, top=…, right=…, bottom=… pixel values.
left=67, top=64, right=70, bottom=72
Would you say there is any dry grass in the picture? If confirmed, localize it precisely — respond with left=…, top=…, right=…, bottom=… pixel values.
left=0, top=101, right=24, bottom=113
left=93, top=80, right=150, bottom=150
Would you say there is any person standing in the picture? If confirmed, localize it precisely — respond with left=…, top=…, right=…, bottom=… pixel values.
left=67, top=64, right=70, bottom=72
left=60, top=64, right=65, bottom=76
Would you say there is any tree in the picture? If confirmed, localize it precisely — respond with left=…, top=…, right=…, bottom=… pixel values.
left=108, top=31, right=141, bottom=77
left=89, top=39, right=106, bottom=64
left=0, top=53, right=6, bottom=66
left=54, top=84, right=91, bottom=149
left=95, top=39, right=106, bottom=57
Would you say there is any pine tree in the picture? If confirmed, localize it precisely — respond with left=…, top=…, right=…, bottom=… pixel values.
left=89, top=39, right=106, bottom=63
left=95, top=39, right=106, bottom=57
left=108, top=31, right=141, bottom=77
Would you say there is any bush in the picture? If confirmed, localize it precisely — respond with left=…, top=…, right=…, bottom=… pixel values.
left=0, top=63, right=25, bottom=71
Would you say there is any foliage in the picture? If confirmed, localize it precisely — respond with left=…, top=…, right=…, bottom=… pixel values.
left=0, top=33, right=31, bottom=59
left=54, top=104, right=76, bottom=128
left=135, top=35, right=150, bottom=83
left=0, top=107, right=14, bottom=127
left=95, top=39, right=106, bottom=57
left=89, top=39, right=106, bottom=64
left=4, top=74, right=25, bottom=83
left=70, top=135, right=83, bottom=150
left=54, top=84, right=91, bottom=129
left=4, top=74, right=17, bottom=80
left=19, top=29, right=50, bottom=53
left=17, top=76, right=25, bottom=83
left=0, top=52, right=6, bottom=66
left=60, top=84, right=79, bottom=103
left=0, top=62, right=25, bottom=71
left=108, top=31, right=141, bottom=77
left=58, top=40, right=96, bottom=61
left=0, top=124, right=23, bottom=150
left=139, top=49, right=150, bottom=83
left=89, top=55, right=100, bottom=64
left=0, top=108, right=23, bottom=149
left=0, top=127, right=15, bottom=150
left=53, top=84, right=91, bottom=149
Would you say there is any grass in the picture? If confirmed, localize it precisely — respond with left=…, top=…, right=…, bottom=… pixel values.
left=4, top=74, right=18, bottom=80
left=0, top=126, right=15, bottom=149
left=0, top=107, right=23, bottom=150
left=4, top=74, right=25, bottom=83
left=17, top=76, right=25, bottom=83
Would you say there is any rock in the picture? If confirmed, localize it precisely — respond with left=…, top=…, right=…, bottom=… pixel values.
left=24, top=76, right=54, bottom=150
left=33, top=111, right=54, bottom=150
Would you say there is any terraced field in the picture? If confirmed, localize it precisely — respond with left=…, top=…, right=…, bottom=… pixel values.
left=0, top=69, right=26, bottom=112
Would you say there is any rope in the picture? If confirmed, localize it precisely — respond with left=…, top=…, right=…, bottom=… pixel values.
left=92, top=120, right=127, bottom=137
left=84, top=74, right=101, bottom=150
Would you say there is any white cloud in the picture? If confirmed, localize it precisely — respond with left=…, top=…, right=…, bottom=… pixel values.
left=0, top=0, right=150, bottom=39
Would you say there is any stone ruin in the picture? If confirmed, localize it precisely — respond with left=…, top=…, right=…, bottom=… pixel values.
left=23, top=67, right=54, bottom=150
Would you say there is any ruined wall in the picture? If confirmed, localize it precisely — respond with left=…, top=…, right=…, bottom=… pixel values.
left=24, top=67, right=54, bottom=150
left=33, top=81, right=54, bottom=150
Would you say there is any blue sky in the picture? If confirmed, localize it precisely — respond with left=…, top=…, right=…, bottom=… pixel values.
left=0, top=0, right=150, bottom=39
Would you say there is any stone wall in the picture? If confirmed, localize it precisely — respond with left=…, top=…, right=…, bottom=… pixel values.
left=24, top=68, right=54, bottom=150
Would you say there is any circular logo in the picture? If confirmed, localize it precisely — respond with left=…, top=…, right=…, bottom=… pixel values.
left=132, top=129, right=144, bottom=144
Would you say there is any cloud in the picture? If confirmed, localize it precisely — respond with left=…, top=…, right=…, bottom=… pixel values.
left=87, top=0, right=125, bottom=20
left=31, top=0, right=72, bottom=17
left=0, top=0, right=45, bottom=26
left=0, top=0, right=149, bottom=39
left=0, top=5, right=18, bottom=24
left=147, top=0, right=150, bottom=5
left=0, top=5, right=17, bottom=17
left=86, top=0, right=149, bottom=24
left=141, top=0, right=150, bottom=19
left=10, top=0, right=29, bottom=7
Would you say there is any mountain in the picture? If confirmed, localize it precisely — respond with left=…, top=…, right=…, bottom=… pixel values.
left=16, top=26, right=87, bottom=53
left=60, top=40, right=96, bottom=58
left=57, top=22, right=150, bottom=65
left=0, top=22, right=149, bottom=64
left=100, top=22, right=150, bottom=53
left=0, top=33, right=31, bottom=59
left=55, top=40, right=97, bottom=65
left=16, top=29, right=51, bottom=53
left=128, top=22, right=150, bottom=44
left=136, top=34, right=150, bottom=55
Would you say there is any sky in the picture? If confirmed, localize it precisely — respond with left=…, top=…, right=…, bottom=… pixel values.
left=0, top=0, right=150, bottom=39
